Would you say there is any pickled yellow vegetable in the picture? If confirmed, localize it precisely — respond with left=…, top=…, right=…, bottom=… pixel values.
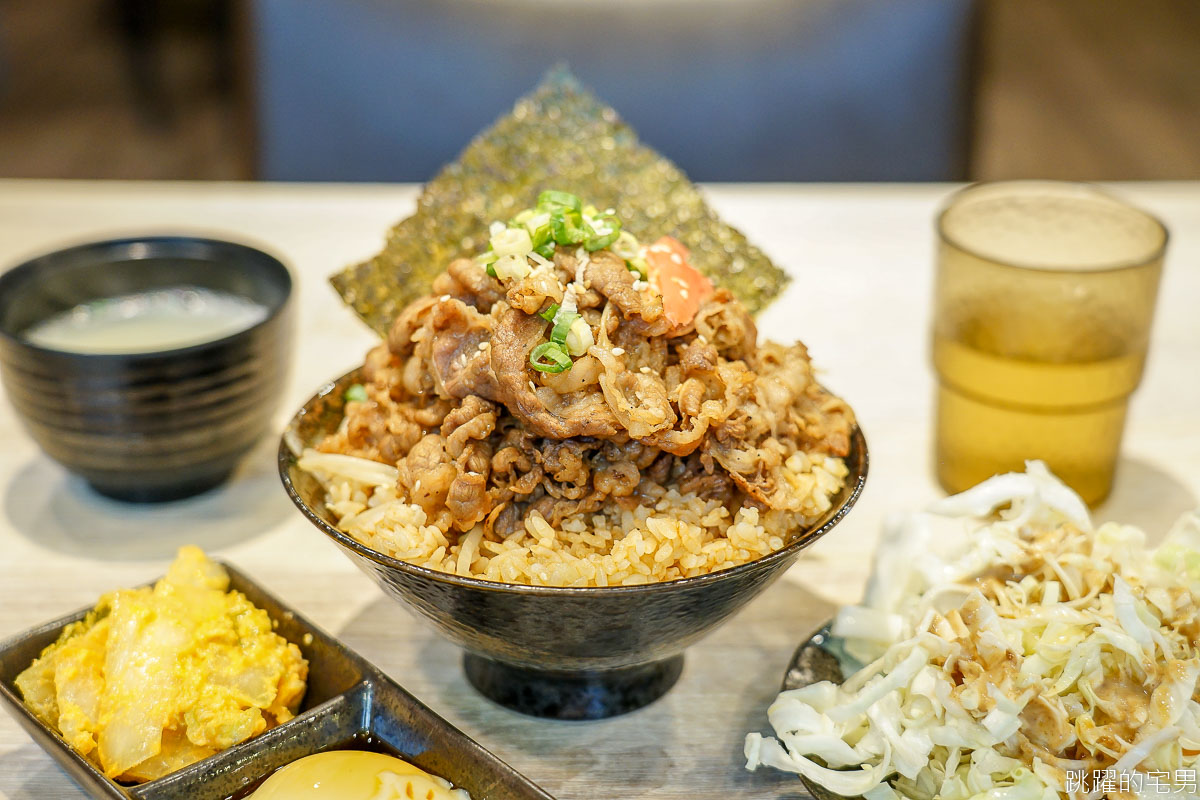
left=15, top=547, right=307, bottom=782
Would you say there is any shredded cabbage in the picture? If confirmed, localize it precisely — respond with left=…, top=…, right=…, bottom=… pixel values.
left=746, top=461, right=1200, bottom=799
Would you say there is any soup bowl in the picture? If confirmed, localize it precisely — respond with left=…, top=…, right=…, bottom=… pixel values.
left=0, top=236, right=293, bottom=502
left=280, top=367, right=867, bottom=720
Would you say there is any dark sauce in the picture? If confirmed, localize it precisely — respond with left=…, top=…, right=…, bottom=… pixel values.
left=225, top=733, right=405, bottom=800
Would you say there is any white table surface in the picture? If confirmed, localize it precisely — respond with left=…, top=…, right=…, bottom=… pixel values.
left=0, top=180, right=1196, bottom=799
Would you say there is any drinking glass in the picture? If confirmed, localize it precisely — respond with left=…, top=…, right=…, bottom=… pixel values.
left=932, top=181, right=1167, bottom=505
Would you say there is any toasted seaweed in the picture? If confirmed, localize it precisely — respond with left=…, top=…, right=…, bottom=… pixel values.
left=332, top=66, right=790, bottom=336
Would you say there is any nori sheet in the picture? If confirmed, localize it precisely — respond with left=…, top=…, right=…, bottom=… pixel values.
left=332, top=66, right=790, bottom=336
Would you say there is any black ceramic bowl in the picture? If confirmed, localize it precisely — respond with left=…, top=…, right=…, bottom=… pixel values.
left=281, top=368, right=867, bottom=720
left=0, top=236, right=293, bottom=502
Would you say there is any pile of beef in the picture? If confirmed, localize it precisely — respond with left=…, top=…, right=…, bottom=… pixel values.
left=319, top=248, right=854, bottom=537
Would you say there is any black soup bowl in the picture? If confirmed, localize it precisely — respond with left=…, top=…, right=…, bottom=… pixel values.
left=0, top=236, right=293, bottom=502
left=281, top=368, right=867, bottom=720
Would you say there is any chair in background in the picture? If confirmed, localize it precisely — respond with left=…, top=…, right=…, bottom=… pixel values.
left=246, top=0, right=977, bottom=182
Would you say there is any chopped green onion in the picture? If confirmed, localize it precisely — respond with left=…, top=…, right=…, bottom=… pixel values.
left=493, top=254, right=532, bottom=280
left=537, top=190, right=582, bottom=212
left=551, top=211, right=590, bottom=245
left=564, top=317, right=594, bottom=356
left=344, top=384, right=368, bottom=403
left=626, top=257, right=648, bottom=279
left=486, top=264, right=498, bottom=278
left=550, top=311, right=581, bottom=344
left=539, top=303, right=560, bottom=322
left=611, top=230, right=640, bottom=260
left=483, top=192, right=624, bottom=266
left=585, top=217, right=621, bottom=251
left=530, top=222, right=553, bottom=250
left=491, top=226, right=533, bottom=257
left=530, top=341, right=572, bottom=373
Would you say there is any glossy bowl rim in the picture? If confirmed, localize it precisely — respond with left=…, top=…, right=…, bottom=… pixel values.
left=0, top=235, right=293, bottom=362
left=280, top=368, right=868, bottom=598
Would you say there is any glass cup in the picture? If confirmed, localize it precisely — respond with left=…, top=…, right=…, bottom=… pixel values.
left=932, top=181, right=1167, bottom=506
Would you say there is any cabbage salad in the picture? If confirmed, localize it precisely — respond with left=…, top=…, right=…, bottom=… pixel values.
left=745, top=462, right=1200, bottom=799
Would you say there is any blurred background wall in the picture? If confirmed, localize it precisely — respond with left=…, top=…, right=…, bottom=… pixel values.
left=0, top=0, right=1197, bottom=182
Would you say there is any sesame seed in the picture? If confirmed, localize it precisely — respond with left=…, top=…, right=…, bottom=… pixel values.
left=671, top=276, right=689, bottom=289
left=669, top=253, right=683, bottom=265
left=414, top=480, right=422, bottom=491
left=640, top=366, right=651, bottom=374
left=680, top=289, right=689, bottom=299
left=528, top=380, right=537, bottom=392
left=477, top=341, right=490, bottom=351
left=697, top=335, right=708, bottom=344
left=440, top=294, right=451, bottom=302
left=612, top=347, right=625, bottom=356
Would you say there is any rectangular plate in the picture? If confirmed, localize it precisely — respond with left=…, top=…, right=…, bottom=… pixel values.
left=0, top=563, right=555, bottom=800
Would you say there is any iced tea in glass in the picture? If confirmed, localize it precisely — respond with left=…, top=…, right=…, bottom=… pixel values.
left=933, top=181, right=1167, bottom=505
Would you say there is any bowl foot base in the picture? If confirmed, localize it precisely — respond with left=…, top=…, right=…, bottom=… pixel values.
left=87, top=468, right=233, bottom=503
left=463, top=653, right=684, bottom=720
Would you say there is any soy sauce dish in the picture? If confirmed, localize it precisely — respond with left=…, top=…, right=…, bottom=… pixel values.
left=0, top=236, right=293, bottom=502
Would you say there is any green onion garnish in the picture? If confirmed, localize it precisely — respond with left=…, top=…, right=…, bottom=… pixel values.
left=551, top=211, right=590, bottom=245
left=585, top=217, right=621, bottom=252
left=486, top=264, right=498, bottom=278
left=538, top=190, right=582, bottom=212
left=530, top=222, right=553, bottom=250
left=550, top=311, right=581, bottom=344
left=481, top=191, right=625, bottom=269
left=530, top=341, right=572, bottom=373
left=539, top=303, right=560, bottom=322
left=344, top=384, right=368, bottom=403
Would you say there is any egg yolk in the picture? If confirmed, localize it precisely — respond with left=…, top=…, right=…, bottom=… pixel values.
left=251, top=750, right=468, bottom=800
